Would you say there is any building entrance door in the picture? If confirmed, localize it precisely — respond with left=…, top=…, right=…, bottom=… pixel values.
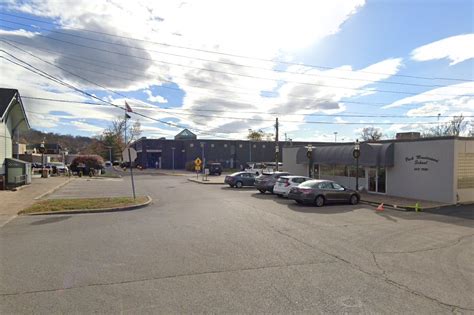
left=367, top=167, right=386, bottom=193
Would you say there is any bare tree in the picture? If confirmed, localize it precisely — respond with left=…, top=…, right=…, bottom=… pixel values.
left=91, top=117, right=142, bottom=160
left=423, top=115, right=468, bottom=137
left=360, top=127, right=383, bottom=141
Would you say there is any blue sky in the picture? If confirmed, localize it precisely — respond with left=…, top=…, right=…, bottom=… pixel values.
left=0, top=0, right=472, bottom=141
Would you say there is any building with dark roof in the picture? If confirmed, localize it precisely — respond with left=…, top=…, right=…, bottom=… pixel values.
left=131, top=130, right=323, bottom=170
left=0, top=88, right=31, bottom=188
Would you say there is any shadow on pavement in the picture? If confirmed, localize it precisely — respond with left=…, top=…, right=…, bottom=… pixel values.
left=220, top=187, right=256, bottom=191
left=373, top=204, right=474, bottom=228
left=30, top=216, right=72, bottom=225
left=250, top=192, right=357, bottom=214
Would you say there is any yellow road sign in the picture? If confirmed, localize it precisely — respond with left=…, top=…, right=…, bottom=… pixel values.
left=194, top=157, right=202, bottom=166
left=195, top=165, right=201, bottom=171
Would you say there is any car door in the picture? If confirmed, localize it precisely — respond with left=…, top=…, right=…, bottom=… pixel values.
left=242, top=173, right=253, bottom=186
left=318, top=182, right=337, bottom=201
left=330, top=182, right=349, bottom=202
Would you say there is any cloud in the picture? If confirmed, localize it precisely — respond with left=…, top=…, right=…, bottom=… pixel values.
left=0, top=0, right=394, bottom=139
left=69, top=120, right=104, bottom=133
left=383, top=82, right=474, bottom=109
left=144, top=90, right=167, bottom=103
left=411, top=34, right=474, bottom=65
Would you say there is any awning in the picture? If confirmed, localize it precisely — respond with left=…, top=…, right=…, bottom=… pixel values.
left=296, top=143, right=394, bottom=167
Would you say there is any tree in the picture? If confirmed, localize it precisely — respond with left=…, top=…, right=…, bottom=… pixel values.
left=423, top=115, right=469, bottom=137
left=360, top=127, right=383, bottom=141
left=91, top=117, right=142, bottom=160
left=247, top=129, right=274, bottom=141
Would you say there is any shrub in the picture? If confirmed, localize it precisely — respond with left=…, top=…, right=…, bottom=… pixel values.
left=70, top=155, right=104, bottom=173
left=185, top=161, right=195, bottom=172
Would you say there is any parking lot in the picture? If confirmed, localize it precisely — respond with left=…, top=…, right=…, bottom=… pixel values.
left=1, top=174, right=473, bottom=313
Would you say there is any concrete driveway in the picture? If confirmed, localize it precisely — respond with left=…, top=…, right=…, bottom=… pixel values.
left=1, top=174, right=472, bottom=313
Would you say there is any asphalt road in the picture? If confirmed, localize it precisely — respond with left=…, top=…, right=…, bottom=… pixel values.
left=1, top=174, right=473, bottom=314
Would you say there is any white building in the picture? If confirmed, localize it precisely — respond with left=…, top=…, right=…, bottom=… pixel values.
left=0, top=88, right=30, bottom=189
left=283, top=137, right=474, bottom=204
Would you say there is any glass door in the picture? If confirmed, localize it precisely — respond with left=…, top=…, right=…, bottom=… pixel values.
left=377, top=167, right=386, bottom=193
left=368, top=168, right=377, bottom=192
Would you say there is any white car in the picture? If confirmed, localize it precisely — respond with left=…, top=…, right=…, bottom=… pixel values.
left=273, top=175, right=311, bottom=197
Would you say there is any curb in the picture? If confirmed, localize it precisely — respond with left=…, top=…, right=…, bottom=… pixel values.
left=187, top=178, right=225, bottom=185
left=23, top=196, right=152, bottom=216
left=34, top=178, right=74, bottom=200
left=360, top=200, right=448, bottom=212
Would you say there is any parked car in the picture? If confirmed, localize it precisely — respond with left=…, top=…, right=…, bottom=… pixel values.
left=206, top=163, right=222, bottom=175
left=224, top=172, right=257, bottom=188
left=50, top=162, right=68, bottom=174
left=287, top=179, right=360, bottom=207
left=245, top=162, right=272, bottom=175
left=113, top=160, right=120, bottom=166
left=273, top=175, right=311, bottom=197
left=255, top=171, right=290, bottom=194
left=105, top=161, right=112, bottom=167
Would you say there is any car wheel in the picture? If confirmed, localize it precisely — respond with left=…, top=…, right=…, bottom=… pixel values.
left=315, top=195, right=325, bottom=207
left=276, top=194, right=283, bottom=198
left=350, top=194, right=359, bottom=205
left=236, top=181, right=243, bottom=188
left=258, top=189, right=265, bottom=194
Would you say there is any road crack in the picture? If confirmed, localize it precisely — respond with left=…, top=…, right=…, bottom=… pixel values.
left=274, top=229, right=474, bottom=312
left=373, top=234, right=474, bottom=255
left=0, top=260, right=334, bottom=297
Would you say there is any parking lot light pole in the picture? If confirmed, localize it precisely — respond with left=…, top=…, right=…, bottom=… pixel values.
left=305, top=144, right=313, bottom=178
left=353, top=139, right=360, bottom=191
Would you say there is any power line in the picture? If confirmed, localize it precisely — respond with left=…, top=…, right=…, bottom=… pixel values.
left=3, top=37, right=399, bottom=108
left=2, top=11, right=473, bottom=83
left=0, top=53, right=236, bottom=139
left=0, top=26, right=471, bottom=98
left=2, top=18, right=473, bottom=91
left=21, top=96, right=474, bottom=119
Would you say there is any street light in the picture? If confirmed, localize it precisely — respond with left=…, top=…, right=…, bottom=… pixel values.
left=334, top=132, right=338, bottom=142
left=353, top=139, right=361, bottom=191
left=171, top=147, right=176, bottom=170
left=305, top=144, right=313, bottom=178
left=38, top=140, right=46, bottom=178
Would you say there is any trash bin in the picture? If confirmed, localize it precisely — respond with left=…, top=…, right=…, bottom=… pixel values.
left=42, top=169, right=49, bottom=178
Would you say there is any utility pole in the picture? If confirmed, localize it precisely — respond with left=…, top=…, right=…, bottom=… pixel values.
left=275, top=117, right=279, bottom=171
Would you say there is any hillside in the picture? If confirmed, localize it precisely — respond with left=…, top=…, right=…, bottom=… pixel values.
left=20, top=129, right=98, bottom=154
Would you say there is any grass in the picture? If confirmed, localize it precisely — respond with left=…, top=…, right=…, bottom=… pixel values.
left=19, top=196, right=148, bottom=214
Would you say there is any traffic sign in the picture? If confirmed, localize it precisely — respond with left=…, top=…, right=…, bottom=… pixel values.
left=194, top=157, right=202, bottom=166
left=195, top=165, right=201, bottom=171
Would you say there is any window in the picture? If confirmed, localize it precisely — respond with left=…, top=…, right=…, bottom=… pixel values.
left=333, top=165, right=346, bottom=176
left=348, top=166, right=365, bottom=178
left=332, top=183, right=344, bottom=190
left=190, top=143, right=194, bottom=148
left=318, top=182, right=332, bottom=189
left=320, top=165, right=333, bottom=176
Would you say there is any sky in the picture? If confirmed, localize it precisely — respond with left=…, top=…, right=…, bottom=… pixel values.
left=0, top=0, right=473, bottom=142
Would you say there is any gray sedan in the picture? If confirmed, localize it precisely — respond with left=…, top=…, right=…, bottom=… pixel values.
left=287, top=179, right=360, bottom=207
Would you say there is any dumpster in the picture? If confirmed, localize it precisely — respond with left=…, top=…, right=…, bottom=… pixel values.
left=5, top=158, right=31, bottom=189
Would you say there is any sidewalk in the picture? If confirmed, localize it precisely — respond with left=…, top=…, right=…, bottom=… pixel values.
left=0, top=176, right=72, bottom=227
left=188, top=174, right=225, bottom=184
left=359, top=192, right=449, bottom=211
